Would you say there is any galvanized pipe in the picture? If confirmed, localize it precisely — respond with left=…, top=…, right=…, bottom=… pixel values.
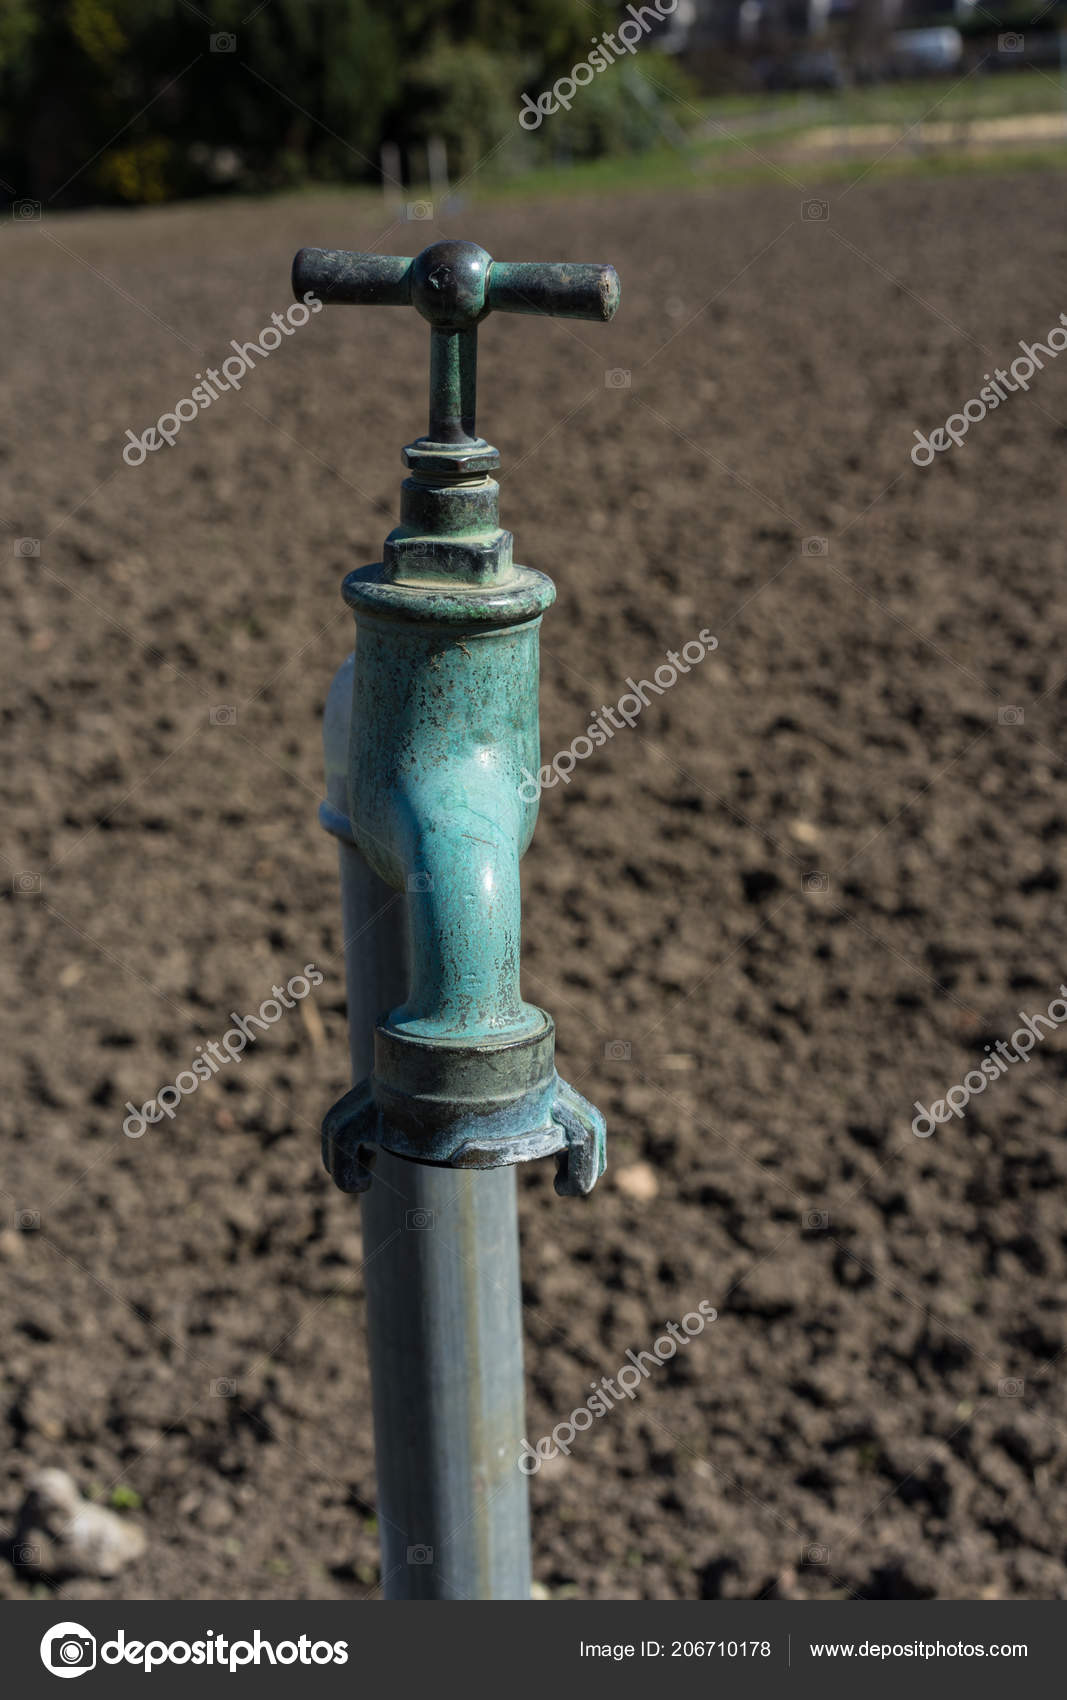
left=322, top=655, right=532, bottom=1601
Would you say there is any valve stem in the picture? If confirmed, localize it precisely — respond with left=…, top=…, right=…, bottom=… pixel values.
left=427, top=325, right=478, bottom=445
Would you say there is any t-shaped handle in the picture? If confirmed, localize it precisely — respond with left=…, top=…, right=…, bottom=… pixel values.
left=292, top=239, right=620, bottom=450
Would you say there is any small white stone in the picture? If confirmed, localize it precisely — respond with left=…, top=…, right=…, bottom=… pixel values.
left=15, top=1468, right=146, bottom=1579
left=614, top=1162, right=659, bottom=1202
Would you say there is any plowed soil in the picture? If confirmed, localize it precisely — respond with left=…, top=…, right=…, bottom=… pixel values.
left=5, top=167, right=1067, bottom=1600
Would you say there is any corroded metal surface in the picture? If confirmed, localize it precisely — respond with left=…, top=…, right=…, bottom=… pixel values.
left=292, top=241, right=619, bottom=327
left=307, top=240, right=616, bottom=1195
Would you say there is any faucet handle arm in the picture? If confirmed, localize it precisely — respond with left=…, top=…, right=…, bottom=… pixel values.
left=487, top=260, right=619, bottom=323
left=292, top=248, right=412, bottom=307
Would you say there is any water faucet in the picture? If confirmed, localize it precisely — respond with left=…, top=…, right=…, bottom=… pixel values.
left=295, top=239, right=618, bottom=1198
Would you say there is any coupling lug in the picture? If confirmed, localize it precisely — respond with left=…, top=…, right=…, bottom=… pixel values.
left=321, top=1020, right=607, bottom=1196
left=321, top=1081, right=378, bottom=1195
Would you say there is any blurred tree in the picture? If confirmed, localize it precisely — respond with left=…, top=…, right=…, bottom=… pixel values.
left=0, top=0, right=691, bottom=208
left=396, top=40, right=524, bottom=184
left=545, top=55, right=698, bottom=162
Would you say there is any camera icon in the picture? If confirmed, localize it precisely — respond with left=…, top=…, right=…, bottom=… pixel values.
left=407, top=1544, right=433, bottom=1564
left=40, top=1622, right=97, bottom=1675
left=803, top=537, right=828, bottom=557
left=405, top=1208, right=436, bottom=1231
left=802, top=871, right=829, bottom=894
left=999, top=31, right=1024, bottom=51
left=996, top=706, right=1023, bottom=725
left=803, top=1209, right=829, bottom=1232
left=16, top=1208, right=40, bottom=1231
left=802, top=1543, right=830, bottom=1565
left=407, top=871, right=434, bottom=893
left=210, top=32, right=237, bottom=52
left=603, top=1040, right=632, bottom=1061
left=14, top=1542, right=39, bottom=1566
left=211, top=1377, right=238, bottom=1397
left=997, top=1377, right=1024, bottom=1397
left=13, top=871, right=41, bottom=894
left=12, top=199, right=41, bottom=221
left=406, top=201, right=434, bottom=221
left=15, top=538, right=40, bottom=557
left=209, top=704, right=237, bottom=726
left=605, top=369, right=631, bottom=389
left=802, top=200, right=829, bottom=222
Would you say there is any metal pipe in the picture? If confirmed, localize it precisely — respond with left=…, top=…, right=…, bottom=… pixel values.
left=322, top=654, right=532, bottom=1601
left=428, top=325, right=478, bottom=443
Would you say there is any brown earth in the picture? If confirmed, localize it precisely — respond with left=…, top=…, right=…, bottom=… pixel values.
left=4, top=167, right=1067, bottom=1601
